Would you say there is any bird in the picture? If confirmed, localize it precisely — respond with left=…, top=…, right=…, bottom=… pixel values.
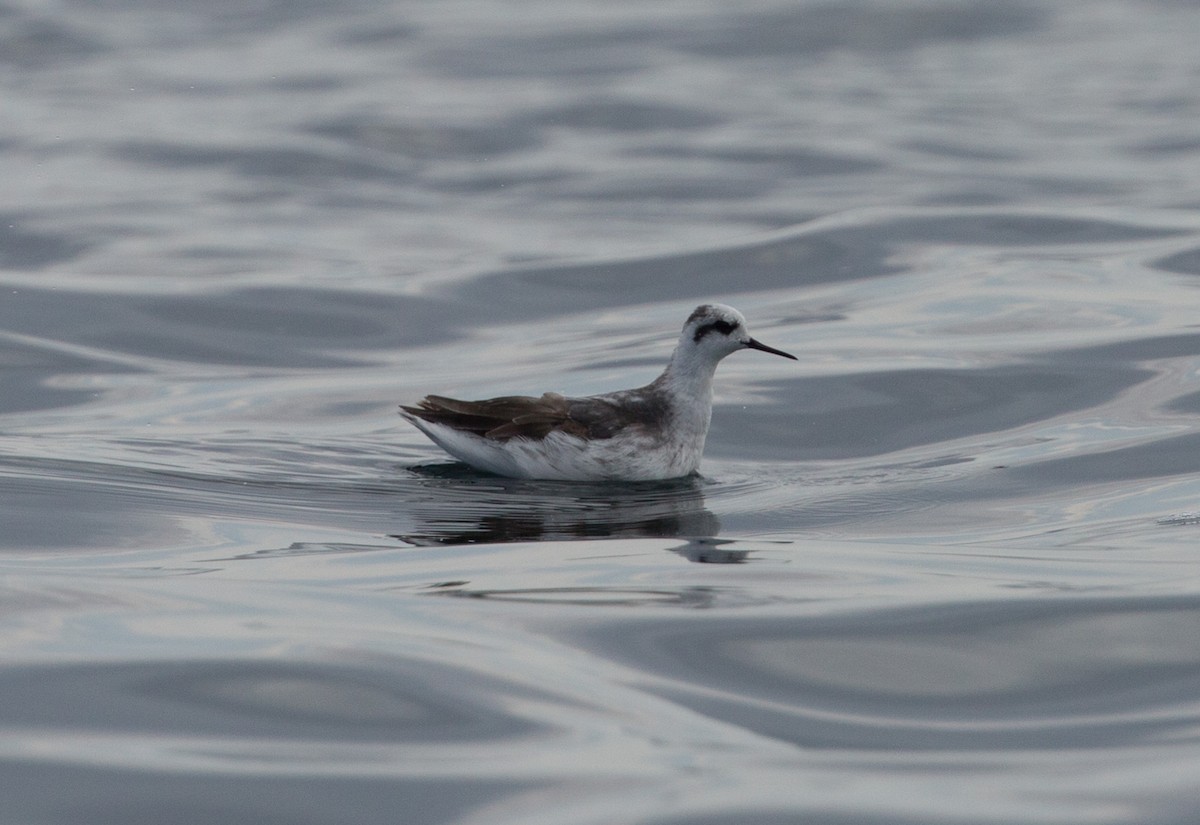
left=400, top=303, right=796, bottom=481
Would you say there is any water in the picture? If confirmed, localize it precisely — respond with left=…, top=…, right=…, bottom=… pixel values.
left=4, top=0, right=1200, bottom=821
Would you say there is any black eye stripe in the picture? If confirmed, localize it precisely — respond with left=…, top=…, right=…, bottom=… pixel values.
left=693, top=319, right=739, bottom=342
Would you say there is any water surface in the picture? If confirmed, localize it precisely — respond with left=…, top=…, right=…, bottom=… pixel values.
left=4, top=0, right=1200, bottom=822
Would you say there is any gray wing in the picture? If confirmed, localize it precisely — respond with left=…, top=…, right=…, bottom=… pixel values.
left=566, top=386, right=670, bottom=439
left=401, top=393, right=585, bottom=440
left=401, top=386, right=669, bottom=442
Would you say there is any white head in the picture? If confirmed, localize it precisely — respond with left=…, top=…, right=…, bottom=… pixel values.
left=676, top=303, right=797, bottom=366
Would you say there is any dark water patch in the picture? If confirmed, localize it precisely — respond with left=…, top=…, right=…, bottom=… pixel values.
left=309, top=117, right=541, bottom=161
left=555, top=173, right=774, bottom=202
left=1012, top=431, right=1200, bottom=484
left=885, top=213, right=1184, bottom=246
left=650, top=814, right=931, bottom=825
left=1055, top=331, right=1200, bottom=362
left=335, top=20, right=418, bottom=46
left=428, top=26, right=661, bottom=79
left=0, top=475, right=181, bottom=552
left=0, top=762, right=524, bottom=825
left=65, top=0, right=376, bottom=35
left=171, top=243, right=279, bottom=269
left=143, top=290, right=390, bottom=340
left=919, top=185, right=1098, bottom=208
left=424, top=168, right=576, bottom=195
left=0, top=451, right=413, bottom=553
left=1166, top=389, right=1200, bottom=414
left=0, top=16, right=107, bottom=68
left=0, top=217, right=92, bottom=269
left=919, top=190, right=1012, bottom=207
left=262, top=74, right=351, bottom=93
left=537, top=99, right=722, bottom=132
left=1151, top=246, right=1200, bottom=276
left=921, top=175, right=1134, bottom=207
left=710, top=362, right=1152, bottom=461
left=1126, top=136, right=1200, bottom=156
left=113, top=140, right=412, bottom=185
left=0, top=338, right=120, bottom=414
left=679, top=1, right=1046, bottom=58
left=0, top=658, right=543, bottom=741
left=457, top=233, right=880, bottom=320
left=0, top=286, right=460, bottom=367
left=901, top=140, right=1022, bottom=162
left=577, top=594, right=1200, bottom=751
left=635, top=145, right=883, bottom=177
left=0, top=447, right=400, bottom=552
left=450, top=213, right=1184, bottom=321
left=425, top=3, right=1044, bottom=80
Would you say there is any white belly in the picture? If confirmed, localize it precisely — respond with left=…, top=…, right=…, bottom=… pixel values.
left=412, top=420, right=706, bottom=481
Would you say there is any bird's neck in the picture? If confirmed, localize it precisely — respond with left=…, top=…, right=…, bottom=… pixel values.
left=656, top=346, right=719, bottom=416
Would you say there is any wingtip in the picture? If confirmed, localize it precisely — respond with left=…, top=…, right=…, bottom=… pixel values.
left=399, top=395, right=446, bottom=417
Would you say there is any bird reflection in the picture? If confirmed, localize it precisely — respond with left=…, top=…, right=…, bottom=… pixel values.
left=392, top=463, right=720, bottom=546
left=668, top=537, right=749, bottom=564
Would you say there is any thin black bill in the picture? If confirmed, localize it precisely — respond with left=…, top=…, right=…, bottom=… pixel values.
left=745, top=337, right=797, bottom=360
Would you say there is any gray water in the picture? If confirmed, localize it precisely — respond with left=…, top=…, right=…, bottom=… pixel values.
left=5, top=0, right=1200, bottom=822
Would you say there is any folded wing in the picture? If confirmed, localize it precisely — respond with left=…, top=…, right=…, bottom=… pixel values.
left=400, top=393, right=589, bottom=440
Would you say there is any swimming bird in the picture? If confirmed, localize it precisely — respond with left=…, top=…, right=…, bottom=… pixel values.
left=400, top=303, right=796, bottom=481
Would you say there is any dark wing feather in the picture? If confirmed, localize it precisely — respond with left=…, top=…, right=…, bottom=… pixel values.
left=400, top=393, right=589, bottom=440
left=402, top=384, right=671, bottom=442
